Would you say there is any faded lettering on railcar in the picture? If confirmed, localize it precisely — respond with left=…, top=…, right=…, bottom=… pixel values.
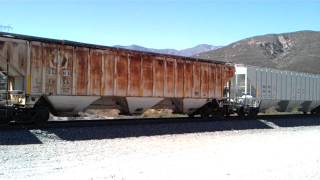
left=43, top=44, right=57, bottom=95
left=59, top=46, right=73, bottom=95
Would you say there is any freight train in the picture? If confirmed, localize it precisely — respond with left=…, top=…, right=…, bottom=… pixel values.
left=0, top=32, right=320, bottom=124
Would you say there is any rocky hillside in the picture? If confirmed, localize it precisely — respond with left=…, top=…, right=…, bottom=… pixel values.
left=195, top=31, right=320, bottom=74
left=115, top=44, right=221, bottom=57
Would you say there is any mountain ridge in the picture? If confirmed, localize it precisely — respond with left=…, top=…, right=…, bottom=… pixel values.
left=195, top=30, right=320, bottom=74
left=114, top=44, right=222, bottom=57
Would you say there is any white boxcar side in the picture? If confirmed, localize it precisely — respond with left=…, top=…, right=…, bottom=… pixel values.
left=233, top=64, right=320, bottom=113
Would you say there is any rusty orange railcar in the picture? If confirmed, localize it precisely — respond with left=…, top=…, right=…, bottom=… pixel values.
left=0, top=32, right=234, bottom=123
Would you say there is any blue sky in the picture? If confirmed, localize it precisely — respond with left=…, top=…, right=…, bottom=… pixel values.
left=1, top=0, right=320, bottom=49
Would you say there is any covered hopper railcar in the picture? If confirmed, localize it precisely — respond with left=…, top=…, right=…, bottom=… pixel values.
left=230, top=64, right=320, bottom=117
left=0, top=32, right=235, bottom=123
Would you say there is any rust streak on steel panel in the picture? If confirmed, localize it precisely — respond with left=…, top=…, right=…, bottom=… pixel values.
left=72, top=47, right=76, bottom=95
left=7, top=39, right=28, bottom=76
left=184, top=60, right=193, bottom=98
left=152, top=56, right=156, bottom=96
left=103, top=52, right=115, bottom=96
left=142, top=55, right=153, bottom=96
left=59, top=45, right=73, bottom=95
left=115, top=53, right=128, bottom=96
left=222, top=66, right=226, bottom=96
left=165, top=58, right=175, bottom=97
left=127, top=53, right=131, bottom=95
left=200, top=63, right=209, bottom=98
left=215, top=64, right=220, bottom=98
left=75, top=47, right=88, bottom=95
left=90, top=49, right=102, bottom=96
left=193, top=62, right=201, bottom=98
left=87, top=49, right=91, bottom=95
left=26, top=41, right=31, bottom=95
left=100, top=52, right=105, bottom=96
left=140, top=56, right=143, bottom=96
left=208, top=64, right=216, bottom=98
left=154, top=57, right=164, bottom=97
left=128, top=54, right=141, bottom=96
left=30, top=42, right=43, bottom=94
left=214, top=64, right=218, bottom=98
left=176, top=59, right=184, bottom=97
left=164, top=58, right=167, bottom=97
left=217, top=64, right=222, bottom=98
left=221, top=66, right=226, bottom=96
left=43, top=43, right=57, bottom=95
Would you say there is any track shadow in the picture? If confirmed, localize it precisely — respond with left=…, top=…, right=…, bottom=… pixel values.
left=263, top=115, right=320, bottom=127
left=0, top=129, right=42, bottom=145
left=47, top=119, right=272, bottom=141
left=1, top=115, right=319, bottom=144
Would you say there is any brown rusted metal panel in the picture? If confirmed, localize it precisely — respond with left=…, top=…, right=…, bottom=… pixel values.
left=89, top=50, right=102, bottom=96
left=228, top=66, right=235, bottom=81
left=42, top=44, right=57, bottom=95
left=193, top=62, right=201, bottom=98
left=0, top=34, right=236, bottom=112
left=0, top=38, right=27, bottom=76
left=215, top=64, right=222, bottom=97
left=209, top=64, right=216, bottom=98
left=1, top=35, right=235, bottom=100
left=102, top=52, right=115, bottom=96
left=154, top=57, right=164, bottom=97
left=175, top=59, right=184, bottom=97
left=200, top=63, right=209, bottom=98
left=142, top=56, right=153, bottom=96
left=30, top=42, right=43, bottom=94
left=128, top=54, right=142, bottom=96
left=184, top=61, right=193, bottom=98
left=164, top=58, right=175, bottom=97
left=221, top=66, right=227, bottom=95
left=8, top=40, right=28, bottom=76
left=115, top=54, right=128, bottom=96
left=75, top=48, right=88, bottom=95
left=59, top=45, right=73, bottom=95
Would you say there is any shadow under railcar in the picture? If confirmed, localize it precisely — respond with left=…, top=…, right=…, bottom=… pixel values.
left=1, top=115, right=320, bottom=145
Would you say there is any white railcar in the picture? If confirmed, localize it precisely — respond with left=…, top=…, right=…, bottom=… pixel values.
left=232, top=64, right=320, bottom=114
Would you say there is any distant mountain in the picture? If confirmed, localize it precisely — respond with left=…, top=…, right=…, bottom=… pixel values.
left=114, top=44, right=221, bottom=57
left=195, top=31, right=320, bottom=74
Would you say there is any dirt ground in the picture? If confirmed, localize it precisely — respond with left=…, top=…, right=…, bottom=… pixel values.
left=1, top=117, right=320, bottom=180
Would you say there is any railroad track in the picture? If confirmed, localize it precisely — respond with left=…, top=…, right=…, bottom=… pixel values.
left=1, top=114, right=318, bottom=130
